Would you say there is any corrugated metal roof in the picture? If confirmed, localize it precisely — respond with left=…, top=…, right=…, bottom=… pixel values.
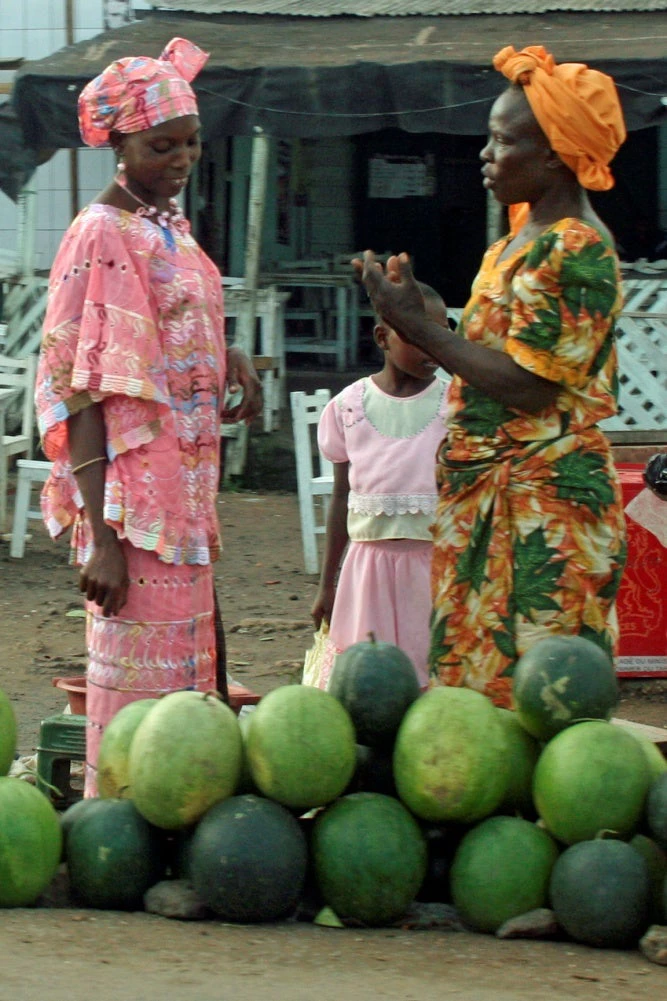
left=150, top=1, right=667, bottom=14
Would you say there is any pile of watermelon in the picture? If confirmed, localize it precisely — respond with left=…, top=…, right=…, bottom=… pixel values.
left=1, top=632, right=666, bottom=955
left=0, top=691, right=63, bottom=907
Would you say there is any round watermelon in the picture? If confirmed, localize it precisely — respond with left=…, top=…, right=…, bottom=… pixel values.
left=312, top=792, right=428, bottom=925
left=189, top=794, right=308, bottom=922
left=128, top=690, right=242, bottom=829
left=328, top=637, right=420, bottom=748
left=0, top=777, right=62, bottom=906
left=512, top=634, right=618, bottom=741
left=0, top=690, right=17, bottom=777
left=533, top=720, right=651, bottom=844
left=496, top=709, right=540, bottom=817
left=450, top=815, right=559, bottom=933
left=393, top=687, right=509, bottom=823
left=245, top=685, right=356, bottom=811
left=97, top=699, right=158, bottom=799
left=646, top=772, right=667, bottom=851
left=67, top=797, right=168, bottom=909
left=549, top=838, right=651, bottom=948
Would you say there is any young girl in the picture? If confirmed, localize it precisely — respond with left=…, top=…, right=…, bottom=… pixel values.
left=307, top=283, right=450, bottom=690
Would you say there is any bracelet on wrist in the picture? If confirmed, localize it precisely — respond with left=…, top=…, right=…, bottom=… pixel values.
left=71, top=455, right=107, bottom=475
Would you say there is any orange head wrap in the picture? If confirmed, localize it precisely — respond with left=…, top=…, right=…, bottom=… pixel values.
left=493, top=45, right=626, bottom=192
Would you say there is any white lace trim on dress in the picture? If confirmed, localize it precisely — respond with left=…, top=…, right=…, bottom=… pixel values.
left=348, top=491, right=438, bottom=517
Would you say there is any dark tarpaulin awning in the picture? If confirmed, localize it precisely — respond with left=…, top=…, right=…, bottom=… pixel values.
left=11, top=10, right=667, bottom=149
left=0, top=102, right=45, bottom=201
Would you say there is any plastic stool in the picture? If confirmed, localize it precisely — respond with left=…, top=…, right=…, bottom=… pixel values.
left=36, top=713, right=86, bottom=809
left=10, top=459, right=53, bottom=558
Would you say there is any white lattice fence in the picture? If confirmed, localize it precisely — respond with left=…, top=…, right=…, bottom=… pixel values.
left=0, top=278, right=664, bottom=432
left=600, top=275, right=667, bottom=432
left=599, top=314, right=667, bottom=431
left=1, top=277, right=49, bottom=358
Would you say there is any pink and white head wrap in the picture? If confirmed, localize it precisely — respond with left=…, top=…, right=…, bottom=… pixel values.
left=78, top=36, right=209, bottom=148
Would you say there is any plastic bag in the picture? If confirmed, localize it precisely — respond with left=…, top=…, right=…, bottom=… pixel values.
left=302, top=620, right=333, bottom=689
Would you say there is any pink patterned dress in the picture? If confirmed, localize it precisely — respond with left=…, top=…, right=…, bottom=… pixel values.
left=35, top=204, right=226, bottom=795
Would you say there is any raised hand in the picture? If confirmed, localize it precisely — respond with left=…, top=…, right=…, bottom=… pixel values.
left=351, top=251, right=426, bottom=342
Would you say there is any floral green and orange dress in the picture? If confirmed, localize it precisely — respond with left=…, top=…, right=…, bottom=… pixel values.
left=429, top=218, right=627, bottom=708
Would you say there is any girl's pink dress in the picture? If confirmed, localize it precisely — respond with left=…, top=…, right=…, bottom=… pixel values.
left=35, top=205, right=226, bottom=795
left=312, top=375, right=449, bottom=689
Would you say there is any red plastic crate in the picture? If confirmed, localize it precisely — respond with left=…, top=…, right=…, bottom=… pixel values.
left=616, top=464, right=667, bottom=677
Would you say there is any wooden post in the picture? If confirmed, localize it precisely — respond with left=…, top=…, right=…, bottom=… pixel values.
left=226, top=127, right=270, bottom=476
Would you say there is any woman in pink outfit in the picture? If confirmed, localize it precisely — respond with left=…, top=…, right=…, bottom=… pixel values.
left=308, top=284, right=449, bottom=690
left=35, top=38, right=261, bottom=795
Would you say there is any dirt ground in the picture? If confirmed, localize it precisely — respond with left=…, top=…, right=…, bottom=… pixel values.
left=0, top=392, right=666, bottom=999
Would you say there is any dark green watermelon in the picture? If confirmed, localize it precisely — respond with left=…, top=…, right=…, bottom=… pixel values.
left=67, top=798, right=169, bottom=910
left=512, top=634, right=618, bottom=741
left=188, top=794, right=308, bottom=922
left=450, top=815, right=559, bottom=933
left=549, top=838, right=651, bottom=948
left=329, top=637, right=420, bottom=748
left=312, top=792, right=427, bottom=925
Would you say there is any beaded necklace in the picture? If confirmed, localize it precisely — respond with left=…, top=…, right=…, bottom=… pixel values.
left=114, top=172, right=186, bottom=230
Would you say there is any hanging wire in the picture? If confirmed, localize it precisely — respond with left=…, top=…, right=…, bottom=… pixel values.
left=196, top=80, right=666, bottom=120
left=196, top=86, right=498, bottom=119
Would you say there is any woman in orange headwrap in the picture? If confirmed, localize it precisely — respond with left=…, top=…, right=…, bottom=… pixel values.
left=35, top=38, right=262, bottom=794
left=354, top=45, right=628, bottom=707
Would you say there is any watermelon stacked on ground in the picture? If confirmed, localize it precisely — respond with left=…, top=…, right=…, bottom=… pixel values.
left=66, top=798, right=169, bottom=910
left=393, top=687, right=509, bottom=824
left=188, top=793, right=309, bottom=922
left=312, top=792, right=427, bottom=925
left=0, top=777, right=62, bottom=906
left=328, top=637, right=421, bottom=749
left=549, top=838, right=652, bottom=948
left=532, top=720, right=652, bottom=844
left=511, top=634, right=619, bottom=741
left=96, top=699, right=158, bottom=799
left=244, top=685, right=356, bottom=811
left=450, top=815, right=559, bottom=933
left=128, top=690, right=242, bottom=829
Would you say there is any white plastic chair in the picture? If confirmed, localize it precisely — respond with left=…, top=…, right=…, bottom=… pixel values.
left=289, top=389, right=334, bottom=575
left=0, top=352, right=37, bottom=533
left=9, top=458, right=52, bottom=558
